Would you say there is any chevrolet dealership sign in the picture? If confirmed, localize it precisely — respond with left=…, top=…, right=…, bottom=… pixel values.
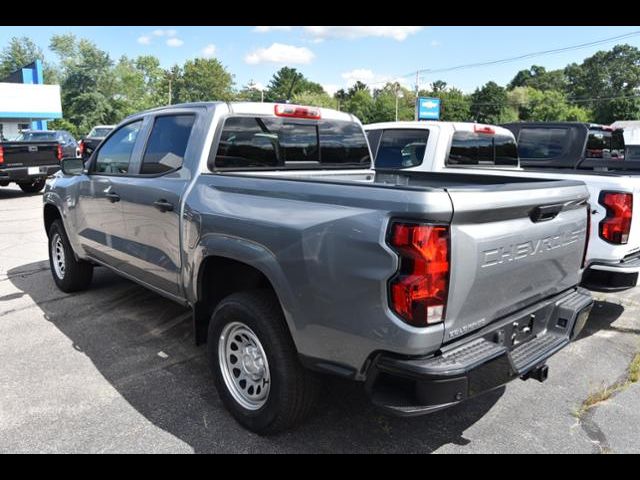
left=0, top=83, right=62, bottom=121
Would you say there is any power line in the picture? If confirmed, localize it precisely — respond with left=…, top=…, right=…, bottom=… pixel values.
left=363, top=29, right=640, bottom=89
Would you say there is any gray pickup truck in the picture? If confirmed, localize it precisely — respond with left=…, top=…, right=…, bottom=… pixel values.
left=43, top=102, right=593, bottom=434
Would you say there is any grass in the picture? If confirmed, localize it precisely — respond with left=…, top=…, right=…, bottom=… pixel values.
left=575, top=352, right=640, bottom=419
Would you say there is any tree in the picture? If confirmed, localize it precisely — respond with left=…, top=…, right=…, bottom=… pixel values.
left=172, top=58, right=234, bottom=103
left=508, top=65, right=566, bottom=92
left=265, top=67, right=324, bottom=102
left=506, top=86, right=590, bottom=122
left=565, top=44, right=640, bottom=123
left=341, top=88, right=375, bottom=123
left=292, top=91, right=336, bottom=109
left=235, top=80, right=265, bottom=102
left=0, top=36, right=59, bottom=84
left=470, top=81, right=509, bottom=124
left=418, top=83, right=471, bottom=121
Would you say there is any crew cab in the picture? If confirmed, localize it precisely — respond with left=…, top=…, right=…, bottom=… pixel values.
left=365, top=121, right=640, bottom=291
left=44, top=103, right=592, bottom=434
left=0, top=130, right=65, bottom=193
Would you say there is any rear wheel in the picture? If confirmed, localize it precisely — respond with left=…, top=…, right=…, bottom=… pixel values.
left=48, top=219, right=93, bottom=292
left=18, top=178, right=46, bottom=193
left=207, top=290, right=320, bottom=434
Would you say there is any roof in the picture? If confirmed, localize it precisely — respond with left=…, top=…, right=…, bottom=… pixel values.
left=363, top=120, right=514, bottom=137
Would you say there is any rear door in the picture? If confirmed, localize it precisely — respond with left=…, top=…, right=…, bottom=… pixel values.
left=115, top=112, right=197, bottom=297
left=443, top=181, right=589, bottom=341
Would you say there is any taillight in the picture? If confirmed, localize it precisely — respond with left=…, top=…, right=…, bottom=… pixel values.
left=56, top=144, right=63, bottom=161
left=387, top=222, right=450, bottom=327
left=274, top=104, right=321, bottom=119
left=599, top=192, right=633, bottom=244
left=0, top=145, right=4, bottom=164
left=78, top=140, right=84, bottom=156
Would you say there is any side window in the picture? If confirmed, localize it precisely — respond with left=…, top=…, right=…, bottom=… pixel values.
left=366, top=130, right=382, bottom=158
left=375, top=129, right=429, bottom=169
left=141, top=115, right=195, bottom=175
left=447, top=131, right=518, bottom=166
left=517, top=128, right=569, bottom=159
left=93, top=121, right=142, bottom=175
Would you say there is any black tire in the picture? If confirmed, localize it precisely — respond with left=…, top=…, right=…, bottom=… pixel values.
left=207, top=290, right=320, bottom=435
left=48, top=219, right=93, bottom=293
left=18, top=178, right=46, bottom=194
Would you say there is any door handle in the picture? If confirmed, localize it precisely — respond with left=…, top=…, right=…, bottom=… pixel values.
left=153, top=199, right=174, bottom=212
left=105, top=192, right=120, bottom=203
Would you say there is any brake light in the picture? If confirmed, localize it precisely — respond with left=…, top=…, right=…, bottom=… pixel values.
left=599, top=192, right=633, bottom=244
left=78, top=140, right=84, bottom=156
left=274, top=104, right=321, bottom=120
left=474, top=125, right=495, bottom=135
left=0, top=145, right=4, bottom=164
left=387, top=222, right=450, bottom=327
left=56, top=144, right=63, bottom=161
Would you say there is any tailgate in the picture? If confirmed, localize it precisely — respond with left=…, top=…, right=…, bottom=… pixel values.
left=1, top=142, right=59, bottom=167
left=444, top=181, right=589, bottom=342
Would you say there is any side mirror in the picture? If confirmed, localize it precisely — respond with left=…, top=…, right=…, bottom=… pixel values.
left=61, top=157, right=85, bottom=176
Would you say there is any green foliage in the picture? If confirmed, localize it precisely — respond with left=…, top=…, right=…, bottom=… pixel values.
left=418, top=82, right=471, bottom=121
left=292, top=91, right=337, bottom=109
left=265, top=67, right=324, bottom=102
left=0, top=36, right=44, bottom=79
left=507, top=86, right=590, bottom=122
left=470, top=81, right=508, bottom=124
left=172, top=58, right=234, bottom=103
left=48, top=118, right=80, bottom=137
left=508, top=65, right=566, bottom=92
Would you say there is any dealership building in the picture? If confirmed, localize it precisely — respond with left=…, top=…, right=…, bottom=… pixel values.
left=0, top=60, right=62, bottom=140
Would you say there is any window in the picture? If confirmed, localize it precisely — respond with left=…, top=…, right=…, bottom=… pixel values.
left=447, top=131, right=518, bottom=166
left=94, top=121, right=142, bottom=175
left=626, top=146, right=640, bottom=161
left=586, top=129, right=625, bottom=159
left=15, top=131, right=58, bottom=142
left=374, top=129, right=429, bottom=169
left=517, top=128, right=569, bottom=159
left=141, top=115, right=195, bottom=175
left=88, top=127, right=114, bottom=138
left=211, top=117, right=370, bottom=170
left=366, top=129, right=382, bottom=157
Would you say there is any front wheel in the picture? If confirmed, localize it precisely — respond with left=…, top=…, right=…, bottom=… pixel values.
left=48, top=220, right=93, bottom=292
left=207, top=290, right=320, bottom=435
left=18, top=178, right=46, bottom=193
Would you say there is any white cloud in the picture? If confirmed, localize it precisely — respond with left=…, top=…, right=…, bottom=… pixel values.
left=322, top=84, right=341, bottom=96
left=254, top=26, right=293, bottom=33
left=202, top=44, right=217, bottom=58
left=254, top=26, right=423, bottom=42
left=137, top=35, right=152, bottom=45
left=153, top=29, right=177, bottom=37
left=166, top=37, right=184, bottom=47
left=341, top=68, right=412, bottom=90
left=245, top=43, right=314, bottom=65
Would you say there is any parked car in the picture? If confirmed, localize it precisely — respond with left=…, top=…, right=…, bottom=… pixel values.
left=0, top=131, right=64, bottom=193
left=79, top=125, right=115, bottom=160
left=365, top=121, right=640, bottom=292
left=16, top=130, right=80, bottom=158
left=43, top=103, right=592, bottom=434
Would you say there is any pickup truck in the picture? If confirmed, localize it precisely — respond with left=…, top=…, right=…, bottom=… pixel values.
left=43, top=102, right=593, bottom=434
left=0, top=132, right=63, bottom=193
left=365, top=121, right=640, bottom=292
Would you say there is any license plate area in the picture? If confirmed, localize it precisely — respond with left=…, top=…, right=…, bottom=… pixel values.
left=28, top=167, right=41, bottom=175
left=490, top=303, right=555, bottom=350
left=28, top=145, right=38, bottom=152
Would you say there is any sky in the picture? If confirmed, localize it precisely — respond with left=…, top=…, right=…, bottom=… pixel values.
left=2, top=26, right=640, bottom=94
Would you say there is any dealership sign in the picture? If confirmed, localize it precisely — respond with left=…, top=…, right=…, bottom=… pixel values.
left=417, top=97, right=441, bottom=121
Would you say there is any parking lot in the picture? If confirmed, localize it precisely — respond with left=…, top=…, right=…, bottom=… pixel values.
left=0, top=184, right=639, bottom=454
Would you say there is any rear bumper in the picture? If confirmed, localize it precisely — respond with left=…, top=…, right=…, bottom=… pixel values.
left=582, top=255, right=640, bottom=291
left=0, top=165, right=60, bottom=183
left=365, top=288, right=593, bottom=416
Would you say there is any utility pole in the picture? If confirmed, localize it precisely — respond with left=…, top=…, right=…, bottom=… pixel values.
left=168, top=77, right=172, bottom=105
left=414, top=71, right=419, bottom=121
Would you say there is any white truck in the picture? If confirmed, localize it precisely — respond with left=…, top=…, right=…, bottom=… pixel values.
left=364, top=121, right=640, bottom=291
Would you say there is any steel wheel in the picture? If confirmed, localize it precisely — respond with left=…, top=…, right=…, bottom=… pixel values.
left=218, top=321, right=271, bottom=410
left=51, top=233, right=66, bottom=279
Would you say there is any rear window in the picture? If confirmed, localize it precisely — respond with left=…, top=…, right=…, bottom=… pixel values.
left=447, top=131, right=518, bottom=166
left=586, top=129, right=625, bottom=159
left=374, top=129, right=429, bottom=169
left=210, top=117, right=370, bottom=170
left=15, top=131, right=57, bottom=142
left=516, top=128, right=569, bottom=159
left=88, top=127, right=114, bottom=138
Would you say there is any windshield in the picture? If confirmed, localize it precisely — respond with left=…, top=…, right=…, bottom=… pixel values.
left=88, top=127, right=114, bottom=138
left=15, top=131, right=57, bottom=142
left=211, top=117, right=371, bottom=170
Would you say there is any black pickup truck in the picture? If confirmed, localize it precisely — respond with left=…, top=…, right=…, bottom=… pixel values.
left=0, top=136, right=62, bottom=193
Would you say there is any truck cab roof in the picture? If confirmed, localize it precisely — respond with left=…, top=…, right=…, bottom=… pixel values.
left=364, top=120, right=515, bottom=138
